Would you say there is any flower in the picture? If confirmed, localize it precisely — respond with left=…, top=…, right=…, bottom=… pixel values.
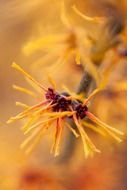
left=18, top=166, right=64, bottom=190
left=7, top=63, right=123, bottom=158
left=69, top=87, right=124, bottom=158
left=21, top=1, right=104, bottom=83
left=7, top=63, right=78, bottom=157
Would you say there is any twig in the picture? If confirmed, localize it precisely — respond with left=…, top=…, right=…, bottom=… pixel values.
left=58, top=71, right=95, bottom=163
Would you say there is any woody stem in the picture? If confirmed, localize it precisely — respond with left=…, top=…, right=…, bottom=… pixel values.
left=58, top=71, right=95, bottom=163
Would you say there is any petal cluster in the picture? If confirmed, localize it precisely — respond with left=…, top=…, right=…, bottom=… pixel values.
left=7, top=63, right=124, bottom=158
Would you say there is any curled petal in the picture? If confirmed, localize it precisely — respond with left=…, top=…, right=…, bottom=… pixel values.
left=72, top=5, right=106, bottom=23
left=60, top=0, right=71, bottom=28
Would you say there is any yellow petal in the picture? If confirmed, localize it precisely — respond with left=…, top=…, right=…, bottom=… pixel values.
left=86, top=111, right=123, bottom=143
left=60, top=0, right=71, bottom=28
left=83, top=121, right=106, bottom=137
left=51, top=118, right=63, bottom=157
left=16, top=101, right=29, bottom=109
left=21, top=116, right=39, bottom=132
left=12, top=62, right=47, bottom=91
left=23, top=34, right=66, bottom=55
left=66, top=122, right=79, bottom=138
left=21, top=126, right=42, bottom=149
left=83, top=88, right=100, bottom=105
left=13, top=84, right=36, bottom=97
left=73, top=114, right=100, bottom=158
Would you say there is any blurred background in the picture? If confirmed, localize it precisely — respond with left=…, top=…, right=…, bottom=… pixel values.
left=0, top=0, right=127, bottom=189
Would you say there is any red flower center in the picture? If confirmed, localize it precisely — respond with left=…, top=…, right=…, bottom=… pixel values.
left=74, top=103, right=88, bottom=119
left=45, top=88, right=71, bottom=111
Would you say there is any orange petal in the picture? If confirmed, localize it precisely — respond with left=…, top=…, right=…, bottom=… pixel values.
left=51, top=118, right=64, bottom=157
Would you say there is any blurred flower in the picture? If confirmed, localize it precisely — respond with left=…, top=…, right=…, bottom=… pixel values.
left=21, top=1, right=105, bottom=83
left=18, top=166, right=64, bottom=190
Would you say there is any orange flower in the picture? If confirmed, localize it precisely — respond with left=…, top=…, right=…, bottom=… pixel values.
left=69, top=88, right=124, bottom=158
left=22, top=2, right=103, bottom=83
left=7, top=63, right=123, bottom=158
left=7, top=63, right=78, bottom=156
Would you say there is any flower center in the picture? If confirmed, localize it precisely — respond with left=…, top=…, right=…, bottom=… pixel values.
left=45, top=88, right=71, bottom=111
left=45, top=88, right=58, bottom=102
left=73, top=103, right=88, bottom=119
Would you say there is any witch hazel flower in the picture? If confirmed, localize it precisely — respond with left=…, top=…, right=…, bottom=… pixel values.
left=7, top=63, right=123, bottom=158
left=22, top=1, right=103, bottom=83
left=7, top=63, right=78, bottom=156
